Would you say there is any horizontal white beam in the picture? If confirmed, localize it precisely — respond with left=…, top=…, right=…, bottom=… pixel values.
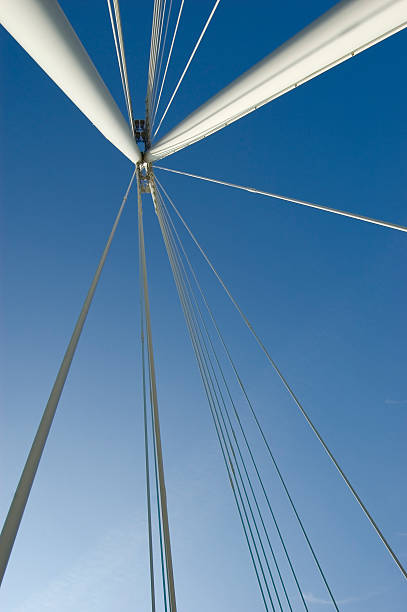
left=0, top=0, right=141, bottom=163
left=145, top=0, right=407, bottom=162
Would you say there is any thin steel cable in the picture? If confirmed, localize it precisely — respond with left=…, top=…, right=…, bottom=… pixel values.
left=159, top=189, right=329, bottom=610
left=156, top=210, right=272, bottom=612
left=155, top=166, right=407, bottom=234
left=154, top=187, right=280, bottom=610
left=154, top=0, right=221, bottom=139
left=158, top=194, right=307, bottom=610
left=160, top=194, right=344, bottom=611
left=149, top=0, right=166, bottom=117
left=139, top=178, right=173, bottom=612
left=107, top=0, right=135, bottom=133
left=0, top=167, right=137, bottom=585
left=152, top=0, right=185, bottom=130
left=148, top=351, right=169, bottom=612
left=147, top=344, right=169, bottom=612
left=156, top=178, right=407, bottom=582
left=153, top=1, right=168, bottom=90
left=152, top=0, right=171, bottom=107
left=149, top=1, right=161, bottom=87
left=147, top=0, right=162, bottom=119
left=138, top=178, right=168, bottom=612
left=157, top=192, right=286, bottom=611
left=153, top=186, right=271, bottom=605
left=137, top=171, right=177, bottom=611
left=106, top=0, right=132, bottom=126
left=140, top=277, right=157, bottom=612
left=158, top=194, right=314, bottom=611
left=142, top=201, right=170, bottom=612
left=158, top=192, right=299, bottom=612
left=182, top=311, right=271, bottom=611
left=147, top=0, right=166, bottom=132
left=161, top=217, right=281, bottom=611
left=155, top=183, right=344, bottom=611
left=152, top=0, right=167, bottom=96
left=177, top=300, right=271, bottom=611
left=112, top=0, right=134, bottom=125
left=155, top=185, right=340, bottom=611
left=152, top=0, right=173, bottom=113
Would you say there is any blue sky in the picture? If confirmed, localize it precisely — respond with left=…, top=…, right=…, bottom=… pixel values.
left=1, top=1, right=407, bottom=610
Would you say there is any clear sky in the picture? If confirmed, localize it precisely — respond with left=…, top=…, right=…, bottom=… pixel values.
left=1, top=1, right=406, bottom=610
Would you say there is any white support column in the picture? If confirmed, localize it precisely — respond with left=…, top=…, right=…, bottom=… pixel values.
left=0, top=0, right=141, bottom=163
left=145, top=0, right=407, bottom=162
left=137, top=170, right=178, bottom=611
left=0, top=168, right=137, bottom=586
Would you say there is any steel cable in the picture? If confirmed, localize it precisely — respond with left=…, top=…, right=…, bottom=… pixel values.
left=152, top=0, right=173, bottom=115
left=152, top=0, right=185, bottom=130
left=156, top=178, right=342, bottom=608
left=137, top=170, right=177, bottom=611
left=155, top=166, right=407, bottom=234
left=140, top=262, right=157, bottom=612
left=153, top=185, right=285, bottom=610
left=154, top=0, right=222, bottom=139
left=155, top=177, right=406, bottom=583
left=157, top=190, right=287, bottom=611
left=157, top=191, right=302, bottom=611
left=107, top=0, right=134, bottom=132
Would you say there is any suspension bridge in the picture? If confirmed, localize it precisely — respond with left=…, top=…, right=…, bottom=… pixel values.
left=1, top=1, right=407, bottom=610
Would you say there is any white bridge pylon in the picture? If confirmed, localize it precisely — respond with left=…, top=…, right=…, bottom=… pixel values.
left=146, top=0, right=407, bottom=161
left=1, top=0, right=406, bottom=602
left=0, top=0, right=141, bottom=163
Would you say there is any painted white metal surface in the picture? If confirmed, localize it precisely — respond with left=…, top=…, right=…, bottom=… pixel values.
left=0, top=0, right=141, bottom=163
left=146, top=0, right=407, bottom=162
left=0, top=168, right=137, bottom=586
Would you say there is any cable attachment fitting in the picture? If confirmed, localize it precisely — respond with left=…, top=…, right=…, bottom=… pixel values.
left=138, top=162, right=151, bottom=193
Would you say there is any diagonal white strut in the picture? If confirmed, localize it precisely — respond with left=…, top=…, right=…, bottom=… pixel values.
left=0, top=0, right=141, bottom=163
left=0, top=168, right=137, bottom=586
left=145, top=0, right=407, bottom=162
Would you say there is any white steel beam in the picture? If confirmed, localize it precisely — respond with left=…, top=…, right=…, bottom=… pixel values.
left=0, top=0, right=141, bottom=163
left=145, top=0, right=407, bottom=162
left=0, top=168, right=137, bottom=586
